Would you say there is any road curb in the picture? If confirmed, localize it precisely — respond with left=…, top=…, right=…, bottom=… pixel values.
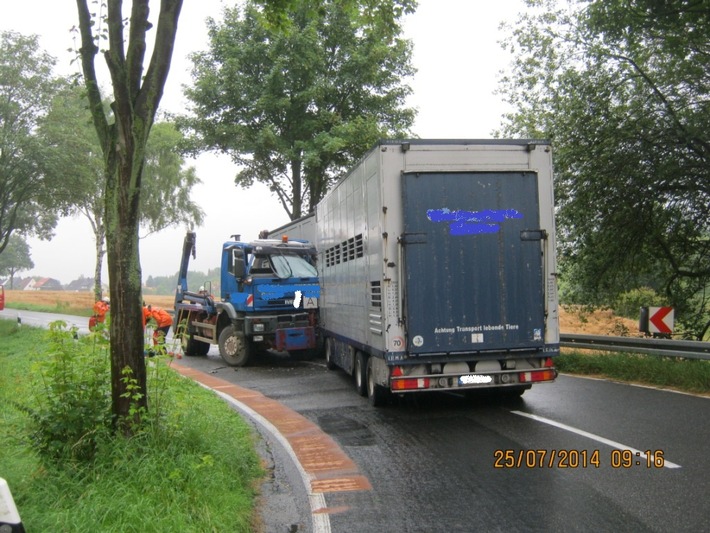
left=172, top=362, right=371, bottom=532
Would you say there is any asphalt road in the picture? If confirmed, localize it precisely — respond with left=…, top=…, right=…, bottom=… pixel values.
left=4, top=308, right=708, bottom=532
left=178, top=348, right=710, bottom=533
left=0, top=308, right=93, bottom=334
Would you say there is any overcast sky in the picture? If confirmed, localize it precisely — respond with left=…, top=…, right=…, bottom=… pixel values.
left=1, top=0, right=525, bottom=284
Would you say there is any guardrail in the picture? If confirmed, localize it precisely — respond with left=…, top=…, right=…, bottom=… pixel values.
left=560, top=334, right=710, bottom=361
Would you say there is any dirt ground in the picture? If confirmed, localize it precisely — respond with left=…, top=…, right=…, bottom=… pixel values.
left=559, top=306, right=639, bottom=336
left=3, top=290, right=175, bottom=313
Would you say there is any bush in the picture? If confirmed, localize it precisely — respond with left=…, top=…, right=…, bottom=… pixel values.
left=2, top=319, right=262, bottom=531
left=613, top=287, right=665, bottom=319
left=20, top=321, right=113, bottom=462
left=20, top=321, right=185, bottom=463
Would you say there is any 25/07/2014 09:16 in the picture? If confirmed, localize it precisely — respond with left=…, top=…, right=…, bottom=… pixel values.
left=493, top=449, right=666, bottom=469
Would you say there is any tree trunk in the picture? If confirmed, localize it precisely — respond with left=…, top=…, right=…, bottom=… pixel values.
left=308, top=168, right=328, bottom=214
left=106, top=223, right=146, bottom=428
left=75, top=0, right=184, bottom=431
left=93, top=224, right=106, bottom=301
left=291, top=156, right=302, bottom=220
left=105, top=146, right=148, bottom=430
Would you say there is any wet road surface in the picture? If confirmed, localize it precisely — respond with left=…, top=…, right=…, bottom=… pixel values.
left=177, top=349, right=710, bottom=533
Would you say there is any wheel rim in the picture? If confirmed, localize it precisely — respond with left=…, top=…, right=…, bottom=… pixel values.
left=224, top=333, right=239, bottom=356
left=219, top=325, right=249, bottom=366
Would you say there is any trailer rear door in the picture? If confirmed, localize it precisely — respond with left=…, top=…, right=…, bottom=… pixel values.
left=402, top=172, right=545, bottom=355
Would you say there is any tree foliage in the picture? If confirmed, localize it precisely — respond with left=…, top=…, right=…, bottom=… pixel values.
left=183, top=0, right=416, bottom=219
left=75, top=0, right=184, bottom=426
left=141, top=122, right=204, bottom=236
left=41, top=85, right=204, bottom=300
left=39, top=83, right=108, bottom=300
left=0, top=31, right=65, bottom=255
left=498, top=0, right=710, bottom=337
left=0, top=234, right=34, bottom=288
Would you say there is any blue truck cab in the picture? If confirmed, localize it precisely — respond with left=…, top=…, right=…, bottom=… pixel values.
left=174, top=232, right=321, bottom=366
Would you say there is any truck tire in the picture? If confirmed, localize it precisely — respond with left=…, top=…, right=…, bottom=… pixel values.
left=367, top=357, right=389, bottom=407
left=354, top=351, right=367, bottom=397
left=325, top=338, right=336, bottom=370
left=218, top=325, right=252, bottom=367
left=175, top=314, right=209, bottom=357
left=183, top=335, right=210, bottom=357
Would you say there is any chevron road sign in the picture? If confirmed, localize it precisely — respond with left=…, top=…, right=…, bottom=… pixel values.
left=649, top=306, right=674, bottom=335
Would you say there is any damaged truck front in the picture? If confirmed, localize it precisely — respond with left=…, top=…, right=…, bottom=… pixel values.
left=174, top=232, right=320, bottom=366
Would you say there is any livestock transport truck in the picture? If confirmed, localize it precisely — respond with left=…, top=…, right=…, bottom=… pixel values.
left=174, top=231, right=321, bottom=366
left=271, top=139, right=560, bottom=405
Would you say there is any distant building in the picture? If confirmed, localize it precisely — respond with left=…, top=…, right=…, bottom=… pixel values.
left=24, top=277, right=64, bottom=291
left=13, top=277, right=33, bottom=290
left=66, top=277, right=95, bottom=291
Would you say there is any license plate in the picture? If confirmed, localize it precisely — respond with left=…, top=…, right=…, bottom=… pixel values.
left=459, top=374, right=493, bottom=386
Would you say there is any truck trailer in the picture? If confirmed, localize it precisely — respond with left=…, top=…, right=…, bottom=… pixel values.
left=272, top=139, right=560, bottom=405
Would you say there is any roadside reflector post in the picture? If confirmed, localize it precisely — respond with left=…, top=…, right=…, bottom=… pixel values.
left=0, top=478, right=25, bottom=533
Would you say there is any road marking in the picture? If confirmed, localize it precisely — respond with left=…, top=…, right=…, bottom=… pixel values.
left=511, top=411, right=682, bottom=469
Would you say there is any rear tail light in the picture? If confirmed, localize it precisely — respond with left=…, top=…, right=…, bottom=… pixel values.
left=519, top=369, right=557, bottom=383
left=391, top=377, right=430, bottom=391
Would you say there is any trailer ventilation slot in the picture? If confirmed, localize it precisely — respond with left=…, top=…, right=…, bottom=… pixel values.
left=325, top=234, right=364, bottom=267
left=370, top=281, right=382, bottom=308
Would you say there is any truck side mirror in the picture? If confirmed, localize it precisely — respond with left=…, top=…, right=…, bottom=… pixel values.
left=232, top=249, right=246, bottom=279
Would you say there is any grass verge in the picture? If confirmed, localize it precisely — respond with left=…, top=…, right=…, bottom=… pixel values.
left=4, top=300, right=94, bottom=316
left=0, top=319, right=263, bottom=532
left=557, top=349, right=710, bottom=395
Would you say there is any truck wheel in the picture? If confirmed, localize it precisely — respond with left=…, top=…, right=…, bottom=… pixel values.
left=325, top=338, right=336, bottom=370
left=183, top=336, right=210, bottom=357
left=367, top=357, right=388, bottom=407
left=218, top=325, right=252, bottom=367
left=354, top=351, right=367, bottom=397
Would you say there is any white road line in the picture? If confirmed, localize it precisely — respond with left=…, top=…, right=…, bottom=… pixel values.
left=511, top=410, right=682, bottom=469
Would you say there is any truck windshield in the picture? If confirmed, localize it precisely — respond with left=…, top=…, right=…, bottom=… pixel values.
left=270, top=254, right=317, bottom=279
